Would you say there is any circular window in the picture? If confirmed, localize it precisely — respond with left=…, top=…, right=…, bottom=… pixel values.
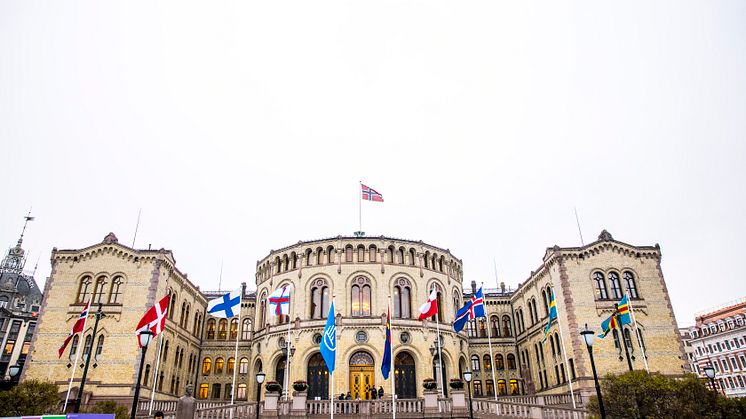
left=312, top=333, right=322, bottom=345
left=400, top=332, right=411, bottom=344
left=278, top=337, right=286, bottom=349
left=355, top=331, right=368, bottom=343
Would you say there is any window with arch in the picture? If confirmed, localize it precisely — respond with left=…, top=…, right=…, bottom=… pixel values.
left=180, top=302, right=187, bottom=327
left=108, top=276, right=123, bottom=304
left=507, top=354, right=516, bottom=370
left=496, top=354, right=505, bottom=370
left=310, top=279, right=330, bottom=319
left=69, top=335, right=79, bottom=361
left=398, top=248, right=405, bottom=264
left=357, top=246, right=365, bottom=262
left=424, top=252, right=430, bottom=269
left=227, top=357, right=235, bottom=374
left=162, top=340, right=169, bottom=362
left=184, top=304, right=191, bottom=329
left=636, top=328, right=646, bottom=352
left=95, top=335, right=105, bottom=361
left=259, top=292, right=267, bottom=328
left=471, top=355, right=481, bottom=371
left=198, top=383, right=208, bottom=399
left=326, top=246, right=334, bottom=264
left=237, top=384, right=247, bottom=400
left=490, top=316, right=499, bottom=337
left=345, top=245, right=353, bottom=262
left=624, top=271, right=639, bottom=299
left=215, top=357, right=224, bottom=374
left=409, top=249, right=416, bottom=265
left=623, top=328, right=634, bottom=354
left=483, top=354, right=492, bottom=370
left=393, top=278, right=411, bottom=319
left=550, top=335, right=556, bottom=356
left=77, top=277, right=92, bottom=303
left=478, top=318, right=487, bottom=338
left=541, top=289, right=549, bottom=316
left=428, top=285, right=444, bottom=322
left=316, top=248, right=323, bottom=265
left=206, top=319, right=216, bottom=340
left=369, top=245, right=377, bottom=262
left=306, top=249, right=312, bottom=266
left=230, top=319, right=238, bottom=339
left=92, top=276, right=107, bottom=304
left=502, top=315, right=512, bottom=337
left=242, top=319, right=251, bottom=340
left=554, top=332, right=561, bottom=356
left=218, top=319, right=228, bottom=340
left=351, top=277, right=371, bottom=317
left=467, top=320, right=477, bottom=338
left=202, top=357, right=212, bottom=375
left=593, top=272, right=608, bottom=300
left=143, top=364, right=151, bottom=386
left=83, top=334, right=93, bottom=357
left=386, top=246, right=394, bottom=263
left=608, top=272, right=623, bottom=299
left=239, top=357, right=249, bottom=374
left=169, top=292, right=177, bottom=319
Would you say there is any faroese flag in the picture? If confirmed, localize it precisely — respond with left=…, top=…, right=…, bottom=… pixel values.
left=320, top=301, right=336, bottom=373
left=542, top=290, right=557, bottom=341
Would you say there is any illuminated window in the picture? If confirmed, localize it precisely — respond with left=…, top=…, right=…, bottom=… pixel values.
left=202, top=358, right=212, bottom=375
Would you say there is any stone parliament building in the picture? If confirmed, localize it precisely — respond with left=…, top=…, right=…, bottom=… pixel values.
left=20, top=230, right=687, bottom=409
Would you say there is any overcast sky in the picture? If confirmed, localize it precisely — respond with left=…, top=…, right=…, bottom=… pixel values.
left=1, top=1, right=744, bottom=327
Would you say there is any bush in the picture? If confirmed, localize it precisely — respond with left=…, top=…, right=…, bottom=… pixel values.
left=0, top=380, right=60, bottom=416
left=87, top=400, right=129, bottom=419
left=587, top=371, right=746, bottom=419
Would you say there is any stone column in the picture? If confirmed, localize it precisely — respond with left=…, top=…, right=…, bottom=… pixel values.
left=290, top=390, right=307, bottom=417
left=450, top=389, right=467, bottom=417
left=423, top=389, right=439, bottom=414
left=262, top=391, right=280, bottom=418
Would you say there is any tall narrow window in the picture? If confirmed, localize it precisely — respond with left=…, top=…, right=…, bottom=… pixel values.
left=239, top=357, right=249, bottom=374
left=78, top=276, right=92, bottom=303
left=93, top=277, right=107, bottom=304
left=69, top=335, right=79, bottom=361
left=95, top=335, right=105, bottom=361
left=393, top=279, right=411, bottom=319
left=369, top=245, right=377, bottom=262
left=169, top=292, right=177, bottom=319
left=483, top=354, right=492, bottom=370
left=398, top=248, right=405, bottom=264
left=218, top=319, right=228, bottom=340
left=310, top=281, right=329, bottom=319
left=351, top=285, right=361, bottom=317
left=83, top=334, right=93, bottom=357
left=215, top=357, right=224, bottom=374
left=608, top=272, right=623, bottom=299
left=507, top=354, right=516, bottom=370
left=227, top=357, right=235, bottom=374
left=541, top=289, right=549, bottom=316
left=242, top=319, right=251, bottom=340
left=351, top=277, right=372, bottom=317
left=496, top=354, right=505, bottom=370
left=345, top=245, right=353, bottom=262
left=624, top=271, right=639, bottom=299
left=230, top=319, right=238, bottom=339
left=471, top=355, right=481, bottom=371
left=409, top=249, right=416, bottom=265
left=502, top=315, right=512, bottom=337
left=327, top=246, right=334, bottom=264
left=593, top=272, right=608, bottom=300
left=357, top=246, right=365, bottom=262
left=491, top=316, right=499, bottom=337
left=207, top=319, right=216, bottom=339
left=108, top=277, right=123, bottom=304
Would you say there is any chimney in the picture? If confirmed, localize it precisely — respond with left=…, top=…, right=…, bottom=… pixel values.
left=500, top=282, right=506, bottom=293
left=471, top=280, right=477, bottom=294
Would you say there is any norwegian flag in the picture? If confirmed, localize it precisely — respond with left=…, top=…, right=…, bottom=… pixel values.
left=135, top=295, right=170, bottom=347
left=58, top=299, right=92, bottom=358
left=361, top=184, right=384, bottom=202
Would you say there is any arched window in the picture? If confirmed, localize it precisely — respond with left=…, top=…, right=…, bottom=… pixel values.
left=624, top=271, right=639, bottom=299
left=351, top=277, right=371, bottom=317
left=310, top=280, right=330, bottom=319
left=206, top=319, right=216, bottom=339
left=593, top=272, right=608, bottom=300
left=424, top=252, right=430, bottom=269
left=315, top=248, right=323, bottom=265
left=95, top=335, right=105, bottom=361
left=555, top=333, right=561, bottom=356
left=623, top=328, right=634, bottom=354
left=306, top=249, right=312, bottom=266
left=184, top=304, right=190, bottom=329
left=218, top=319, right=228, bottom=340
left=227, top=357, right=235, bottom=374
left=409, top=249, right=416, bottom=266
left=483, top=354, right=492, bottom=370
left=387, top=246, right=395, bottom=263
left=326, top=246, right=335, bottom=264
left=143, top=364, right=151, bottom=386
left=393, top=279, right=411, bottom=319
left=108, top=277, right=123, bottom=304
left=215, top=357, right=224, bottom=374
left=541, top=289, right=549, bottom=316
left=239, top=357, right=249, bottom=374
left=439, top=256, right=444, bottom=272
left=345, top=245, right=353, bottom=262
left=83, top=334, right=93, bottom=357
left=162, top=340, right=169, bottom=362
left=636, top=328, right=646, bottom=352
left=550, top=335, right=556, bottom=356
left=169, top=292, right=177, bottom=319
left=369, top=245, right=377, bottom=262
left=490, top=316, right=499, bottom=337
left=471, top=355, right=481, bottom=371
left=69, top=335, right=79, bottom=361
left=357, top=246, right=365, bottom=262
left=478, top=318, right=487, bottom=337
left=502, top=315, right=512, bottom=337
left=242, top=319, right=251, bottom=340
left=93, top=276, right=107, bottom=304
left=507, top=354, right=516, bottom=370
left=230, top=319, right=238, bottom=339
left=259, top=292, right=267, bottom=328
left=237, top=384, right=247, bottom=400
left=398, top=248, right=405, bottom=264
left=612, top=329, right=621, bottom=352
left=467, top=320, right=477, bottom=337
left=608, top=272, right=623, bottom=299
left=435, top=289, right=444, bottom=322
left=202, top=358, right=212, bottom=375
left=181, top=302, right=187, bottom=327
left=496, top=354, right=505, bottom=370
left=198, top=383, right=208, bottom=399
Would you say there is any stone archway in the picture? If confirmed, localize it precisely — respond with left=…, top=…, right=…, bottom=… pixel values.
left=307, top=352, right=329, bottom=400
left=349, top=351, right=375, bottom=400
left=394, top=351, right=417, bottom=398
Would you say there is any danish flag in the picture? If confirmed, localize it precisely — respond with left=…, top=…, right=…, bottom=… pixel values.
left=135, top=294, right=170, bottom=347
left=58, top=299, right=92, bottom=358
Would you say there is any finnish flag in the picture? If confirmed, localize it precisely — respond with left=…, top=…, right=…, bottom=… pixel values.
left=207, top=287, right=242, bottom=318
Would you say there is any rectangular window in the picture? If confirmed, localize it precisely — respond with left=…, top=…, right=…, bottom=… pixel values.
left=211, top=384, right=221, bottom=399
left=569, top=359, right=576, bottom=380
left=473, top=381, right=482, bottom=396
left=731, top=358, right=739, bottom=371
left=740, top=356, right=746, bottom=369
left=3, top=339, right=16, bottom=357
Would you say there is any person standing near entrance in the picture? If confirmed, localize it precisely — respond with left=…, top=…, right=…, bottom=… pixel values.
left=378, top=386, right=384, bottom=399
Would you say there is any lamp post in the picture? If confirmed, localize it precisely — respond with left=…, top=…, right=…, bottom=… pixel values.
left=580, top=324, right=605, bottom=419
left=130, top=330, right=154, bottom=419
left=8, top=364, right=21, bottom=380
left=255, top=372, right=265, bottom=419
left=463, top=370, right=474, bottom=419
left=703, top=364, right=716, bottom=392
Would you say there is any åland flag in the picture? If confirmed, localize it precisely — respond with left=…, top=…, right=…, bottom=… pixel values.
left=598, top=312, right=619, bottom=339
left=542, top=290, right=558, bottom=341
left=381, top=306, right=392, bottom=379
left=617, top=295, right=631, bottom=326
left=320, top=301, right=336, bottom=372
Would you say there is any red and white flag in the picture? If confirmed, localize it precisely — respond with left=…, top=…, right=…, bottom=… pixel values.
left=361, top=184, right=384, bottom=202
left=135, top=295, right=170, bottom=347
left=58, top=299, right=92, bottom=358
left=418, top=289, right=439, bottom=320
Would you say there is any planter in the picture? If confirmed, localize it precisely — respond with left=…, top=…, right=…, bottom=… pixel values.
left=449, top=379, right=464, bottom=390
left=422, top=379, right=437, bottom=390
left=265, top=381, right=282, bottom=393
left=292, top=381, right=308, bottom=392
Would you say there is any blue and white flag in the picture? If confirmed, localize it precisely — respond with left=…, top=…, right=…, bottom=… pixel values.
left=207, top=287, right=242, bottom=318
left=320, top=301, right=336, bottom=373
left=453, top=286, right=486, bottom=333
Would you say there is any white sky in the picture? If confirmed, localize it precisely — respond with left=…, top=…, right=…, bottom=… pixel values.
left=1, top=1, right=745, bottom=327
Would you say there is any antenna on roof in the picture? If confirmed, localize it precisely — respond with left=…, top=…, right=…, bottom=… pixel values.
left=217, top=259, right=224, bottom=292
left=574, top=207, right=585, bottom=246
left=18, top=208, right=34, bottom=246
left=31, top=253, right=41, bottom=277
left=132, top=209, right=142, bottom=248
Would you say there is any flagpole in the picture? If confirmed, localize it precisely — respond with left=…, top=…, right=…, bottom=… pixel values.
left=547, top=281, right=577, bottom=409
left=482, top=283, right=498, bottom=401
left=230, top=294, right=242, bottom=416
left=330, top=296, right=336, bottom=419
left=358, top=181, right=362, bottom=233
left=63, top=293, right=92, bottom=412
left=389, top=296, right=396, bottom=419
left=148, top=333, right=165, bottom=414
left=433, top=287, right=444, bottom=400
left=283, top=285, right=293, bottom=401
left=626, top=292, right=649, bottom=372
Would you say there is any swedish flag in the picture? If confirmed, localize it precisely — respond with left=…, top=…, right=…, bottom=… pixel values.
left=542, top=290, right=557, bottom=341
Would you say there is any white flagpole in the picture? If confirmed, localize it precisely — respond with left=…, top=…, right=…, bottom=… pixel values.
left=148, top=333, right=165, bottom=414
left=359, top=181, right=362, bottom=233
left=283, top=286, right=293, bottom=401
left=63, top=293, right=92, bottom=412
left=389, top=296, right=396, bottom=419
left=433, top=287, right=445, bottom=399
left=550, top=286, right=577, bottom=409
left=627, top=291, right=649, bottom=372
left=330, top=296, right=336, bottom=419
left=230, top=298, right=242, bottom=415
left=482, top=283, right=498, bottom=401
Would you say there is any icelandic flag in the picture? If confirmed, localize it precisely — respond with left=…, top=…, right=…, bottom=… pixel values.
left=543, top=290, right=557, bottom=341
left=381, top=306, right=392, bottom=379
left=320, top=301, right=336, bottom=373
left=207, top=287, right=242, bottom=318
left=453, top=287, right=486, bottom=333
left=453, top=299, right=472, bottom=333
left=361, top=184, right=384, bottom=202
left=268, top=285, right=291, bottom=316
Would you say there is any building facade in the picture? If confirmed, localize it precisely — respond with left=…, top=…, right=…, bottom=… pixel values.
left=684, top=298, right=746, bottom=398
left=22, top=230, right=688, bottom=407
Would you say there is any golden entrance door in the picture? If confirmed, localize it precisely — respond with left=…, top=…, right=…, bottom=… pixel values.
left=349, top=366, right=375, bottom=400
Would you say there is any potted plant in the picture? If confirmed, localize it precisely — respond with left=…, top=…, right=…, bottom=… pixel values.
left=449, top=378, right=464, bottom=389
left=265, top=381, right=282, bottom=392
left=293, top=380, right=308, bottom=392
left=422, top=378, right=437, bottom=390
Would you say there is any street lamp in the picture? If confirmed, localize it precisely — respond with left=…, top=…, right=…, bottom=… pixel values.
left=8, top=364, right=21, bottom=379
left=463, top=370, right=474, bottom=419
left=130, top=330, right=154, bottom=419
left=255, top=372, right=266, bottom=419
left=703, top=364, right=716, bottom=392
left=580, top=324, right=605, bottom=419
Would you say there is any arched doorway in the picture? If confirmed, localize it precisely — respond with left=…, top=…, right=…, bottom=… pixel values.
left=307, top=353, right=329, bottom=400
left=274, top=355, right=287, bottom=391
left=432, top=354, right=448, bottom=396
left=349, top=351, right=375, bottom=400
left=394, top=351, right=416, bottom=398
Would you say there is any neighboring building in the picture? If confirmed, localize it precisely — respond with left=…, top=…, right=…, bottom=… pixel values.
left=0, top=221, right=43, bottom=386
left=679, top=327, right=695, bottom=373
left=22, top=230, right=688, bottom=408
left=685, top=297, right=746, bottom=398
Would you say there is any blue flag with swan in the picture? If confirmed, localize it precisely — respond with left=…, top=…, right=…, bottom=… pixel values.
left=320, top=301, right=336, bottom=373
